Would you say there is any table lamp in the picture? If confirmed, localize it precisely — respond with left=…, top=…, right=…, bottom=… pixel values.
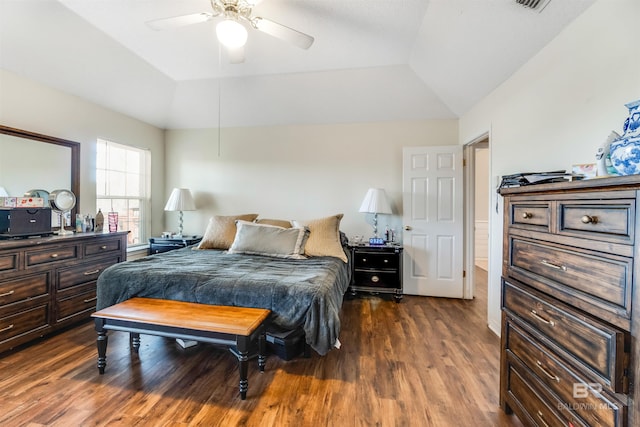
left=359, top=188, right=392, bottom=239
left=164, top=188, right=196, bottom=237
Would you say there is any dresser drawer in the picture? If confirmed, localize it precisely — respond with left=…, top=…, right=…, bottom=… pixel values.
left=0, top=272, right=50, bottom=306
left=506, top=319, right=626, bottom=426
left=510, top=202, right=551, bottom=231
left=56, top=287, right=96, bottom=322
left=353, top=251, right=400, bottom=269
left=0, top=304, right=49, bottom=343
left=26, top=245, right=78, bottom=267
left=503, top=280, right=627, bottom=392
left=84, top=238, right=123, bottom=257
left=558, top=200, right=634, bottom=245
left=508, top=237, right=632, bottom=323
left=0, top=252, right=18, bottom=272
left=505, top=360, right=586, bottom=427
left=56, top=256, right=119, bottom=290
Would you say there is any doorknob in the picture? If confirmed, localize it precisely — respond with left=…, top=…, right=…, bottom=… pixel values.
left=404, top=225, right=412, bottom=231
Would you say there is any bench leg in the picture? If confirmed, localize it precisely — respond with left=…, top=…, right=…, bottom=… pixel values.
left=130, top=332, right=140, bottom=353
left=238, top=352, right=249, bottom=400
left=258, top=331, right=266, bottom=372
left=95, top=320, right=108, bottom=374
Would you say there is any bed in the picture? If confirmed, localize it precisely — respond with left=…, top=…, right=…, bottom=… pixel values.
left=96, top=214, right=352, bottom=355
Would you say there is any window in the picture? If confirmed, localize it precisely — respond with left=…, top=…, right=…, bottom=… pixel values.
left=96, top=139, right=150, bottom=247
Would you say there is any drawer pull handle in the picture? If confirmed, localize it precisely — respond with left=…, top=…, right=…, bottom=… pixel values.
left=100, top=245, right=108, bottom=250
left=530, top=309, right=555, bottom=327
left=536, top=360, right=560, bottom=382
left=540, top=260, right=567, bottom=271
left=0, top=290, right=15, bottom=298
left=536, top=411, right=550, bottom=427
left=83, top=296, right=98, bottom=303
left=581, top=215, right=598, bottom=224
left=521, top=212, right=533, bottom=219
left=50, top=253, right=59, bottom=258
left=0, top=324, right=14, bottom=333
left=371, top=275, right=380, bottom=283
left=383, top=259, right=389, bottom=263
left=83, top=269, right=101, bottom=276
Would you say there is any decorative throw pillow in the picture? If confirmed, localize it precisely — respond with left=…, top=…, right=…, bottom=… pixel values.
left=228, top=220, right=309, bottom=259
left=196, top=213, right=259, bottom=250
left=292, top=213, right=347, bottom=263
left=255, top=218, right=293, bottom=228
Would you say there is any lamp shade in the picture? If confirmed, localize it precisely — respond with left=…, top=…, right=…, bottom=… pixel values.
left=359, top=188, right=392, bottom=214
left=164, top=188, right=196, bottom=212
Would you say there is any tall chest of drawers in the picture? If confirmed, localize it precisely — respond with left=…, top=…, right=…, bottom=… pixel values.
left=500, top=177, right=639, bottom=427
left=0, top=231, right=128, bottom=354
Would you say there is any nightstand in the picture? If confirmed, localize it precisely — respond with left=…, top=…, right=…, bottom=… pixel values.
left=349, top=245, right=403, bottom=302
left=148, top=235, right=202, bottom=255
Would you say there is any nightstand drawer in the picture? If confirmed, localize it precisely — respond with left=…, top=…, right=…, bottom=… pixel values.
left=353, top=251, right=399, bottom=269
left=353, top=270, right=400, bottom=288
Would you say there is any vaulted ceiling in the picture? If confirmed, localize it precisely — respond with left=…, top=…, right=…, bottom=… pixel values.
left=0, top=0, right=596, bottom=129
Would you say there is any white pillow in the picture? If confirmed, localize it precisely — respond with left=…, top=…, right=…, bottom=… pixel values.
left=228, top=220, right=310, bottom=259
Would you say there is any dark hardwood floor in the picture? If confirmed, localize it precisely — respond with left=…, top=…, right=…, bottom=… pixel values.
left=0, top=267, right=522, bottom=426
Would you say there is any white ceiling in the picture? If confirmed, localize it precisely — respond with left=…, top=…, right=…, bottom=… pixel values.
left=0, top=0, right=596, bottom=129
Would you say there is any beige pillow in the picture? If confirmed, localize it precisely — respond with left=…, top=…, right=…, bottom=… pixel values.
left=292, top=213, right=347, bottom=263
left=228, top=220, right=309, bottom=259
left=255, top=218, right=293, bottom=228
left=197, top=214, right=259, bottom=249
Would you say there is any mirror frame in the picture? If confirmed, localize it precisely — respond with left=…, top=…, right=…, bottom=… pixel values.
left=0, top=125, right=80, bottom=228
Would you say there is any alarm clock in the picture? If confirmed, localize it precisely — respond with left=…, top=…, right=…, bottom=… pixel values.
left=369, top=237, right=385, bottom=245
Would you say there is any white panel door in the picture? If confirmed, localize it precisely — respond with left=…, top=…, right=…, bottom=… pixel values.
left=402, top=146, right=464, bottom=297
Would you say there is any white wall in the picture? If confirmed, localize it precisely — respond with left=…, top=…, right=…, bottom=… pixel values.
left=459, top=0, right=640, bottom=335
left=165, top=120, right=458, bottom=239
left=0, top=69, right=166, bottom=237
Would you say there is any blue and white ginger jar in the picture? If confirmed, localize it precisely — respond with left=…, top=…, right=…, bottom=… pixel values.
left=610, top=99, right=640, bottom=175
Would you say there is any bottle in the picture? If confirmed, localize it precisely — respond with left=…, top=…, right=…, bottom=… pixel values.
left=384, top=226, right=389, bottom=242
left=95, top=209, right=104, bottom=232
left=76, top=214, right=84, bottom=233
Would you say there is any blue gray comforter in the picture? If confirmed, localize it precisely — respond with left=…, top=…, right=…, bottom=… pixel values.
left=96, top=246, right=351, bottom=355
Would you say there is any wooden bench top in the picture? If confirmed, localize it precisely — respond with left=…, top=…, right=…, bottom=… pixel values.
left=92, top=298, right=271, bottom=337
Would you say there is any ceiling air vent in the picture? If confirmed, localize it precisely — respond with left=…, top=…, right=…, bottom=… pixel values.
left=516, top=0, right=551, bottom=12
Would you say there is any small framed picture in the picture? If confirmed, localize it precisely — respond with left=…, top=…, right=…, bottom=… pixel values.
left=572, top=163, right=597, bottom=179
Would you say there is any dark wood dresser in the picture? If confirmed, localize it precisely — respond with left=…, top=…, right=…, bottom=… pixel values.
left=500, top=176, right=638, bottom=427
left=0, top=231, right=127, bottom=353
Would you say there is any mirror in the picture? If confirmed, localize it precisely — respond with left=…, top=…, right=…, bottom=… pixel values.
left=0, top=125, right=80, bottom=229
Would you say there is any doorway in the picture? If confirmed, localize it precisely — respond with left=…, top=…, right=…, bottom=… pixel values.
left=463, top=135, right=489, bottom=300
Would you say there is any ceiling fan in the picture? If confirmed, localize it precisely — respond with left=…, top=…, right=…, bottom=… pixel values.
left=146, top=0, right=314, bottom=63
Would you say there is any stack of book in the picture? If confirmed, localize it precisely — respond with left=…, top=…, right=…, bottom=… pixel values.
left=499, top=171, right=583, bottom=190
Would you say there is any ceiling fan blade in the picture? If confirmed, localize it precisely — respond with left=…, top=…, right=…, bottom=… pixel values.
left=228, top=46, right=246, bottom=64
left=146, top=12, right=214, bottom=31
left=252, top=17, right=314, bottom=49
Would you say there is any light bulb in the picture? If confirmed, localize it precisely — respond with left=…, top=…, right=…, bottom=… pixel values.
left=216, top=19, right=248, bottom=49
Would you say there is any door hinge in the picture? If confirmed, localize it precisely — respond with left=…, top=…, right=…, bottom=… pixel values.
left=463, top=270, right=466, bottom=278
left=463, top=159, right=466, bottom=167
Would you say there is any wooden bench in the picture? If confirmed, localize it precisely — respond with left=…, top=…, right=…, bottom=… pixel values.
left=91, top=297, right=270, bottom=400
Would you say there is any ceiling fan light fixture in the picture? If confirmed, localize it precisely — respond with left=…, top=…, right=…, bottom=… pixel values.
left=216, top=19, right=248, bottom=48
